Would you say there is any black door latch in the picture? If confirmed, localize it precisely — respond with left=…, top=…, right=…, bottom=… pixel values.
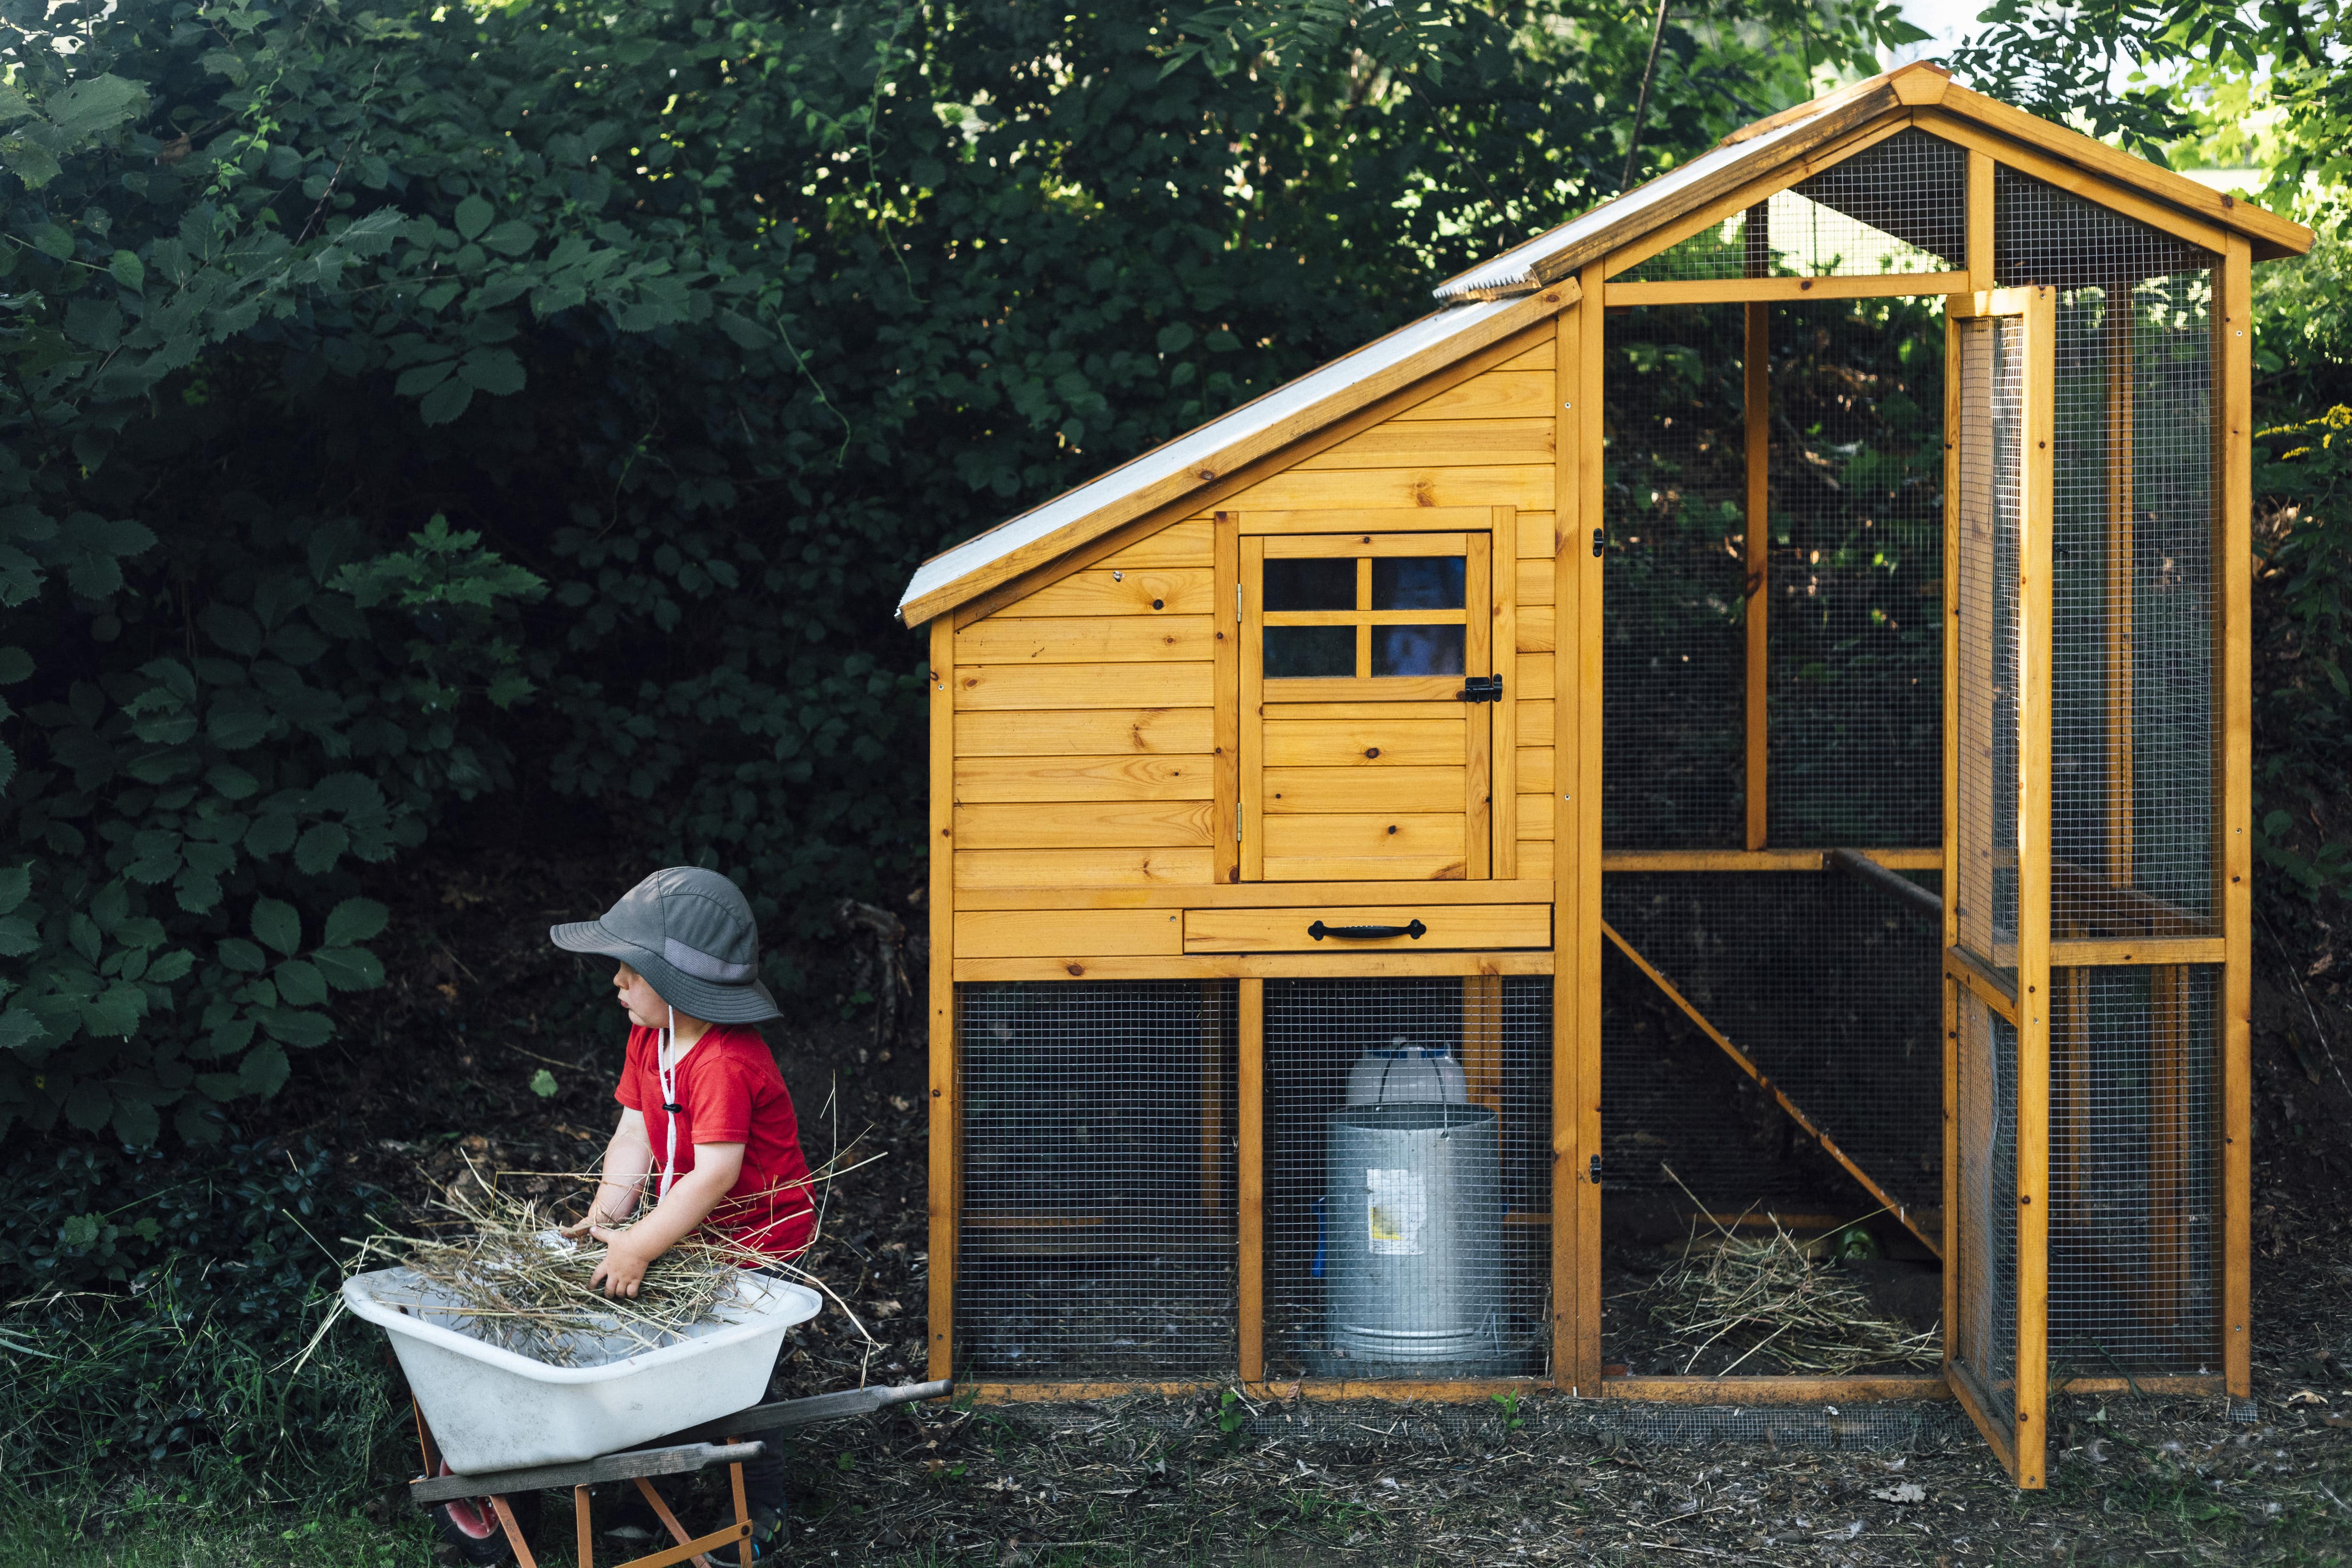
left=1591, top=528, right=1605, bottom=557
left=1588, top=1155, right=1603, bottom=1185
left=1456, top=674, right=1503, bottom=703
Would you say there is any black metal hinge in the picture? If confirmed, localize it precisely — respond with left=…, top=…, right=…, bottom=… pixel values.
left=1456, top=674, right=1503, bottom=703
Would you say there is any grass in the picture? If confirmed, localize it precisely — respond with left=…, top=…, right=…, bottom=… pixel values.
left=0, top=1492, right=436, bottom=1568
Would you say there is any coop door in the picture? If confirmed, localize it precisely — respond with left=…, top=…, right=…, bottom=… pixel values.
left=1240, top=529, right=1496, bottom=881
left=1946, top=288, right=2055, bottom=1489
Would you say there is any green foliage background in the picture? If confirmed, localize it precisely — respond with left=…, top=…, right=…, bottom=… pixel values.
left=0, top=0, right=1916, bottom=1151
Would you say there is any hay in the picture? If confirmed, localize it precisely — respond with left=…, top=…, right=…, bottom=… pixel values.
left=352, top=1158, right=866, bottom=1368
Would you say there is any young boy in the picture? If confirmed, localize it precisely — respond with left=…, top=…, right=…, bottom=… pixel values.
left=552, top=866, right=811, bottom=1555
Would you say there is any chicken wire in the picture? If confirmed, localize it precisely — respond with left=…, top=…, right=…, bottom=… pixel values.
left=1599, top=868, right=1944, bottom=1220
left=1951, top=990, right=2019, bottom=1429
left=2002, top=181, right=2218, bottom=937
left=1620, top=129, right=1966, bottom=283
left=1262, top=977, right=1552, bottom=1380
left=2048, top=964, right=2220, bottom=1377
left=1952, top=312, right=2024, bottom=978
left=1604, top=302, right=1749, bottom=849
left=1765, top=297, right=1946, bottom=847
left=955, top=982, right=1237, bottom=1378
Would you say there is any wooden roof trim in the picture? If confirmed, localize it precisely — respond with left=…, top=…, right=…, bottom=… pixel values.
left=895, top=280, right=1580, bottom=626
left=1718, top=60, right=1949, bottom=145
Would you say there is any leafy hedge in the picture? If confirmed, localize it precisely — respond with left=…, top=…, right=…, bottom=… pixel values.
left=0, top=0, right=1901, bottom=1148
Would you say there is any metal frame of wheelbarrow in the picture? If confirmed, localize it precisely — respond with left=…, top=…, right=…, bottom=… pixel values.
left=408, top=1379, right=951, bottom=1567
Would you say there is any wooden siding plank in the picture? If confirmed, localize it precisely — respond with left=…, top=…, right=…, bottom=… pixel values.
left=1100, top=518, right=1215, bottom=569
left=1519, top=699, right=1554, bottom=748
left=1263, top=855, right=1470, bottom=882
left=955, top=615, right=1215, bottom=665
left=1516, top=559, right=1555, bottom=607
left=954, top=878, right=1558, bottom=911
left=1184, top=903, right=1551, bottom=953
left=1494, top=341, right=1555, bottom=373
left=1515, top=795, right=1555, bottom=838
left=953, top=662, right=1213, bottom=711
left=1240, top=534, right=1267, bottom=882
left=1261, top=720, right=1466, bottom=768
left=954, top=951, right=1555, bottom=982
left=1518, top=512, right=1556, bottom=560
left=951, top=801, right=1216, bottom=850
left=954, top=753, right=1214, bottom=803
left=1215, top=513, right=1241, bottom=886
left=1517, top=837, right=1553, bottom=881
left=1518, top=605, right=1556, bottom=652
left=1609, top=272, right=1970, bottom=307
left=954, top=909, right=1186, bottom=958
left=954, top=848, right=1216, bottom=889
left=1518, top=748, right=1555, bottom=795
left=1217, top=464, right=1553, bottom=515
left=955, top=707, right=1213, bottom=756
left=1466, top=533, right=1494, bottom=879
left=1492, top=507, right=1518, bottom=877
left=1516, top=651, right=1553, bottom=697
left=990, top=567, right=1215, bottom=618
left=1389, top=371, right=1554, bottom=423
left=1263, top=766, right=1467, bottom=814
left=1260, top=813, right=1467, bottom=860
left=1291, top=419, right=1553, bottom=471
left=1264, top=699, right=1472, bottom=723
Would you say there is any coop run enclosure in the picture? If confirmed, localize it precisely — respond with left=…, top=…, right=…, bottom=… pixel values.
left=898, top=63, right=2311, bottom=1489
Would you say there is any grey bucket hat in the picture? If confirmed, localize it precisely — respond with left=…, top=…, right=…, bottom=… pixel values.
left=550, top=867, right=782, bottom=1024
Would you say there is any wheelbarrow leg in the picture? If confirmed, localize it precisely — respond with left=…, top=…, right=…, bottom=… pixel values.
left=575, top=1485, right=594, bottom=1568
left=726, top=1455, right=752, bottom=1568
left=489, top=1497, right=539, bottom=1568
left=621, top=1476, right=750, bottom=1568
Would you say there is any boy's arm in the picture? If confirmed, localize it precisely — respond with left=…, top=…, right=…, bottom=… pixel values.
left=588, top=1142, right=746, bottom=1298
left=561, top=1109, right=656, bottom=1237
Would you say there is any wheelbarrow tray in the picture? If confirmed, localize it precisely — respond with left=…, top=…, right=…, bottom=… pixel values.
left=344, top=1265, right=821, bottom=1474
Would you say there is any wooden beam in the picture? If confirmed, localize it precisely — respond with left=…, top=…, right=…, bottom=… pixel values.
left=1466, top=531, right=1494, bottom=879
left=1601, top=848, right=1940, bottom=872
left=1745, top=301, right=1770, bottom=851
left=2014, top=281, right=2058, bottom=1492
left=2048, top=937, right=2225, bottom=966
left=1966, top=149, right=1995, bottom=295
left=1912, top=111, right=2234, bottom=261
left=953, top=951, right=1556, bottom=982
left=1946, top=1360, right=2020, bottom=1478
left=927, top=617, right=958, bottom=1386
left=1215, top=513, right=1240, bottom=884
left=916, top=297, right=1579, bottom=626
left=1493, top=505, right=1519, bottom=875
left=1944, top=945, right=2022, bottom=1025
left=1568, top=271, right=1609, bottom=1393
left=1600, top=1374, right=1949, bottom=1404
left=2217, top=235, right=2255, bottom=1398
left=1609, top=272, right=1971, bottom=307
left=1941, top=299, right=1964, bottom=1417
left=2104, top=302, right=2137, bottom=906
left=954, top=879, right=1560, bottom=911
left=1602, top=921, right=1941, bottom=1258
left=1238, top=977, right=1265, bottom=1386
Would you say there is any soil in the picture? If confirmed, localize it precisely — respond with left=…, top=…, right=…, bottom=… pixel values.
left=235, top=824, right=2352, bottom=1564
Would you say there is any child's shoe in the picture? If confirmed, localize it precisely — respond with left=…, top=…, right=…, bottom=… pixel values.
left=745, top=1501, right=788, bottom=1562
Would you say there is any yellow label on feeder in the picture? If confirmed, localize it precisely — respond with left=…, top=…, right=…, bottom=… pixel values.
left=1365, top=1168, right=1426, bottom=1256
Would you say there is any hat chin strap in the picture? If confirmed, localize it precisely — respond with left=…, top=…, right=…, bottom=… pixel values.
left=657, top=1004, right=680, bottom=1200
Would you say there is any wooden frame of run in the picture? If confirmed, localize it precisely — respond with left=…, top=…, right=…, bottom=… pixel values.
left=917, top=86, right=2277, bottom=1441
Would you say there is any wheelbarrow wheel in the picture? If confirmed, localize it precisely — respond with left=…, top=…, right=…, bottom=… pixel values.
left=427, top=1471, right=540, bottom=1565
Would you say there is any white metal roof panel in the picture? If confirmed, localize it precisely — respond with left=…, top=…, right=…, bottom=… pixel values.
left=896, top=297, right=1527, bottom=622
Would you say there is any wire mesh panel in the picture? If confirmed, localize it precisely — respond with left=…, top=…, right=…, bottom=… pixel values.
left=956, top=982, right=1237, bottom=1378
left=1604, top=303, right=1748, bottom=848
left=1262, top=977, right=1551, bottom=1380
left=1766, top=298, right=1946, bottom=846
left=1994, top=171, right=2219, bottom=937
left=2048, top=965, right=2221, bottom=1376
left=1952, top=990, right=2020, bottom=1427
left=1621, top=130, right=1966, bottom=283
left=1953, top=312, right=2025, bottom=976
left=1601, top=870, right=1944, bottom=1217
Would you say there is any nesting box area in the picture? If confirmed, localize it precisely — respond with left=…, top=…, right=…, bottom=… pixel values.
left=898, top=62, right=2311, bottom=1489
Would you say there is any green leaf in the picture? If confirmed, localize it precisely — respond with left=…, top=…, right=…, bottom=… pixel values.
left=109, top=249, right=144, bottom=292
left=0, top=916, right=34, bottom=957
left=274, top=958, right=329, bottom=1008
left=46, top=75, right=150, bottom=142
left=145, top=949, right=194, bottom=984
left=237, top=1042, right=291, bottom=1096
left=195, top=1072, right=242, bottom=1102
left=0, top=646, right=32, bottom=684
left=0, top=135, right=63, bottom=190
left=206, top=763, right=260, bottom=800
left=0, top=1008, right=46, bottom=1053
left=32, top=223, right=73, bottom=261
left=459, top=348, right=526, bottom=396
left=255, top=1008, right=333, bottom=1049
left=481, top=219, right=536, bottom=256
left=453, top=194, right=495, bottom=241
left=529, top=1068, right=558, bottom=1098
left=251, top=897, right=301, bottom=956
left=175, top=1100, right=226, bottom=1143
left=311, top=945, right=385, bottom=992
left=293, top=821, right=349, bottom=874
left=62, top=1083, right=112, bottom=1131
left=418, top=377, right=475, bottom=426
left=323, top=897, right=389, bottom=947
left=0, top=862, right=29, bottom=915
left=111, top=1098, right=160, bottom=1147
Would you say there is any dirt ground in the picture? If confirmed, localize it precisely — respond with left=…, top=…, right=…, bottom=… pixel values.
left=317, top=842, right=2352, bottom=1565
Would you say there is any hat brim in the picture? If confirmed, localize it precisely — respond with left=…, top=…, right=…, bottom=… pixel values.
left=550, top=920, right=784, bottom=1024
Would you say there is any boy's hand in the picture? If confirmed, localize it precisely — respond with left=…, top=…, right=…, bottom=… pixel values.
left=587, top=1225, right=659, bottom=1298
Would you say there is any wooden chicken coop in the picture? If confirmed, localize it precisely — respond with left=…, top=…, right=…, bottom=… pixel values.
left=897, top=63, right=2312, bottom=1488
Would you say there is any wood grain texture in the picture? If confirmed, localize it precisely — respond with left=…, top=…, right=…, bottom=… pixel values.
left=1215, top=513, right=1241, bottom=885
left=1567, top=272, right=1607, bottom=1390
left=954, top=753, right=1212, bottom=803
left=1516, top=559, right=1555, bottom=607
left=1518, top=512, right=1556, bottom=560
left=1260, top=812, right=1465, bottom=860
left=1516, top=837, right=1553, bottom=881
left=955, top=707, right=1213, bottom=756
left=954, top=879, right=1557, bottom=911
left=1100, top=518, right=1215, bottom=569
left=954, top=951, right=1554, bottom=981
left=1217, top=464, right=1552, bottom=515
left=1390, top=371, right=1554, bottom=422
left=1491, top=505, right=1518, bottom=875
left=1261, top=719, right=1466, bottom=768
left=1608, top=272, right=1969, bottom=306
left=952, top=800, right=1215, bottom=849
left=1263, top=854, right=1469, bottom=883
left=1517, top=605, right=1556, bottom=652
left=955, top=614, right=1214, bottom=665
left=954, top=908, right=1185, bottom=958
left=1914, top=110, right=2233, bottom=257
left=1518, top=748, right=1555, bottom=795
left=989, top=567, right=1214, bottom=618
left=1237, top=978, right=1265, bottom=1383
left=2217, top=236, right=2255, bottom=1399
left=926, top=618, right=957, bottom=1383
left=1184, top=903, right=1550, bottom=953
left=954, top=847, right=1216, bottom=889
left=1262, top=766, right=1466, bottom=814
left=1292, top=419, right=1552, bottom=471
left=1519, top=699, right=1554, bottom=748
left=954, top=662, right=1212, bottom=711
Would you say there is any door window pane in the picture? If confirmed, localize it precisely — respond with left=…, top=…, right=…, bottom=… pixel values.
left=1370, top=557, right=1465, bottom=610
left=1263, top=558, right=1358, bottom=611
left=1265, top=625, right=1357, bottom=678
left=1371, top=624, right=1465, bottom=677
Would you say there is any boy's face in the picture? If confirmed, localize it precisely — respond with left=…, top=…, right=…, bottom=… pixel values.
left=612, top=964, right=672, bottom=1030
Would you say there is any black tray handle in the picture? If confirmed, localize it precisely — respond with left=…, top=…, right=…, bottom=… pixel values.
left=1307, top=919, right=1428, bottom=941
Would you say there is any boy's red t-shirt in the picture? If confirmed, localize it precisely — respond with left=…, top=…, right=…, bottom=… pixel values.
left=614, top=1023, right=815, bottom=1259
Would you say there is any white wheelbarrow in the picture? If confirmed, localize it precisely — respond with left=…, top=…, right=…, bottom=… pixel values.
left=345, top=1266, right=946, bottom=1567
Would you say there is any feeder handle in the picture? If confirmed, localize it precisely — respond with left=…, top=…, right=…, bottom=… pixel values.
left=1307, top=919, right=1427, bottom=941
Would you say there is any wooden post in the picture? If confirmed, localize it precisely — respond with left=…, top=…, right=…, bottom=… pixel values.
left=1237, top=977, right=1265, bottom=1385
left=1967, top=150, right=1995, bottom=295
left=1216, top=512, right=1241, bottom=883
left=2103, top=304, right=2137, bottom=908
left=2015, top=283, right=2057, bottom=1490
left=1492, top=504, right=1520, bottom=876
left=1466, top=532, right=1495, bottom=879
left=1201, top=981, right=1225, bottom=1217
left=927, top=617, right=959, bottom=1385
left=2215, top=235, right=2254, bottom=1399
left=1744, top=301, right=1770, bottom=851
left=1239, top=535, right=1267, bottom=882
left=1942, top=303, right=1964, bottom=1390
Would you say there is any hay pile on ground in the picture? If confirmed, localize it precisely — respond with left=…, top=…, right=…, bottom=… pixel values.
left=1639, top=1221, right=1940, bottom=1376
